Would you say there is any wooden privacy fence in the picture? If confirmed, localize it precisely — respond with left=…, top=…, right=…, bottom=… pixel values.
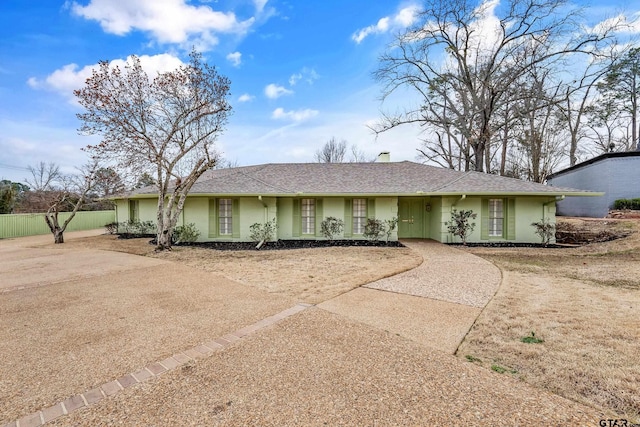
left=0, top=210, right=115, bottom=239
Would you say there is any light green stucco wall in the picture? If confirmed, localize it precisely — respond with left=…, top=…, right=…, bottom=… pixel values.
left=182, top=197, right=208, bottom=241
left=114, top=198, right=157, bottom=223
left=434, top=196, right=556, bottom=244
left=277, top=198, right=294, bottom=239
left=429, top=197, right=444, bottom=241
left=376, top=197, right=399, bottom=241
left=139, top=199, right=157, bottom=222
left=239, top=197, right=277, bottom=240
left=115, top=199, right=129, bottom=222
left=114, top=194, right=556, bottom=244
left=274, top=197, right=398, bottom=241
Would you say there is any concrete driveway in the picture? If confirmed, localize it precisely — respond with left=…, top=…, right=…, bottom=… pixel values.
left=320, top=239, right=502, bottom=353
left=0, top=230, right=167, bottom=293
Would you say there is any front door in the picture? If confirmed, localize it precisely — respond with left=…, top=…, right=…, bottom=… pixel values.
left=398, top=198, right=424, bottom=238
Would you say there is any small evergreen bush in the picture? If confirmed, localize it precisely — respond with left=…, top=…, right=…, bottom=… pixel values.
left=173, top=223, right=200, bottom=244
left=320, top=216, right=344, bottom=241
left=446, top=209, right=477, bottom=245
left=613, top=198, right=640, bottom=210
left=531, top=218, right=555, bottom=246
left=249, top=218, right=278, bottom=244
left=105, top=222, right=119, bottom=235
left=363, top=218, right=385, bottom=241
left=116, top=220, right=157, bottom=237
left=384, top=217, right=399, bottom=243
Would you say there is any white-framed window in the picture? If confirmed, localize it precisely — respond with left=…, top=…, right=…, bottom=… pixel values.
left=489, top=199, right=504, bottom=237
left=219, top=198, right=232, bottom=235
left=353, top=198, right=367, bottom=234
left=302, top=199, right=315, bottom=234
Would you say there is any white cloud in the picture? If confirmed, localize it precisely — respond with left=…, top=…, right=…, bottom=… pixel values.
left=289, top=67, right=319, bottom=86
left=352, top=5, right=420, bottom=44
left=254, top=0, right=268, bottom=13
left=395, top=5, right=419, bottom=27
left=271, top=107, right=319, bottom=122
left=264, top=83, right=293, bottom=99
left=28, top=53, right=184, bottom=100
left=70, top=0, right=255, bottom=50
left=238, top=93, right=254, bottom=102
left=588, top=12, right=640, bottom=36
left=226, top=51, right=242, bottom=67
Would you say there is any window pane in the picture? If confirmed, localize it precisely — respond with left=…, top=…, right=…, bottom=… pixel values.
left=353, top=199, right=367, bottom=234
left=488, top=199, right=503, bottom=237
left=302, top=199, right=315, bottom=234
left=219, top=199, right=232, bottom=235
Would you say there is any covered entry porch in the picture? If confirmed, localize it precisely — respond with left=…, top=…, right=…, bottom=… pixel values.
left=397, top=197, right=435, bottom=239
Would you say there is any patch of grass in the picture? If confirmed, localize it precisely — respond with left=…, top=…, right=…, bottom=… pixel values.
left=520, top=331, right=544, bottom=344
left=491, top=364, right=517, bottom=374
left=566, top=275, right=640, bottom=290
left=582, top=249, right=638, bottom=258
left=465, top=355, right=482, bottom=363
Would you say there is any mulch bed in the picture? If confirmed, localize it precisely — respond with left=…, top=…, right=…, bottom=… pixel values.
left=116, top=234, right=404, bottom=250
left=178, top=240, right=405, bottom=251
left=448, top=242, right=571, bottom=248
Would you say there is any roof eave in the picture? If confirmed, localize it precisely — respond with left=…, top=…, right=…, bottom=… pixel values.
left=113, top=190, right=604, bottom=199
left=430, top=191, right=604, bottom=197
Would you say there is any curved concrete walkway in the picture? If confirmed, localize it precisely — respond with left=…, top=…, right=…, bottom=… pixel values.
left=318, top=239, right=502, bottom=353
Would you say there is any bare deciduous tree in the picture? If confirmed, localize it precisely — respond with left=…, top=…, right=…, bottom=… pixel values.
left=596, top=46, right=640, bottom=151
left=77, top=50, right=232, bottom=250
left=513, top=80, right=566, bottom=182
left=26, top=161, right=61, bottom=192
left=349, top=145, right=375, bottom=162
left=26, top=161, right=99, bottom=244
left=373, top=0, right=621, bottom=172
left=315, top=137, right=347, bottom=163
left=315, top=138, right=374, bottom=163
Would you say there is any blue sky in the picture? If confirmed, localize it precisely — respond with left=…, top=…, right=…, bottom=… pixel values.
left=0, top=0, right=638, bottom=184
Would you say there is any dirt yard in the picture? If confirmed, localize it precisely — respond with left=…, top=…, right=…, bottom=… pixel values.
left=458, top=218, right=640, bottom=422
left=60, top=235, right=423, bottom=304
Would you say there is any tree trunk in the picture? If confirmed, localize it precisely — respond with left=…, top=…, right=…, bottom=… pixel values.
left=156, top=227, right=172, bottom=251
left=473, top=141, right=486, bottom=172
left=44, top=211, right=65, bottom=244
left=54, top=228, right=64, bottom=244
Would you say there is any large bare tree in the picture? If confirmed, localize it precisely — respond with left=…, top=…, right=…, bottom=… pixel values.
left=373, top=0, right=620, bottom=172
left=512, top=70, right=566, bottom=182
left=77, top=51, right=232, bottom=250
left=596, top=47, right=640, bottom=151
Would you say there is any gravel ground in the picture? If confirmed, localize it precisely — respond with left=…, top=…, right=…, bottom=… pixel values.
left=366, top=239, right=501, bottom=308
left=0, top=234, right=293, bottom=424
left=58, top=234, right=423, bottom=304
left=0, top=245, right=166, bottom=292
left=51, top=308, right=604, bottom=426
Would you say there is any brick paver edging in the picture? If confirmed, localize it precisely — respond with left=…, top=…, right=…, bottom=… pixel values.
left=3, top=303, right=313, bottom=427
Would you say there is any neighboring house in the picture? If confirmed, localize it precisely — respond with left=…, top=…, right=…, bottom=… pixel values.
left=113, top=157, right=597, bottom=244
left=547, top=151, right=640, bottom=218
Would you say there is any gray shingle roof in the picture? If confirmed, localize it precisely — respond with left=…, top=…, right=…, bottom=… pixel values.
left=128, top=161, right=596, bottom=197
